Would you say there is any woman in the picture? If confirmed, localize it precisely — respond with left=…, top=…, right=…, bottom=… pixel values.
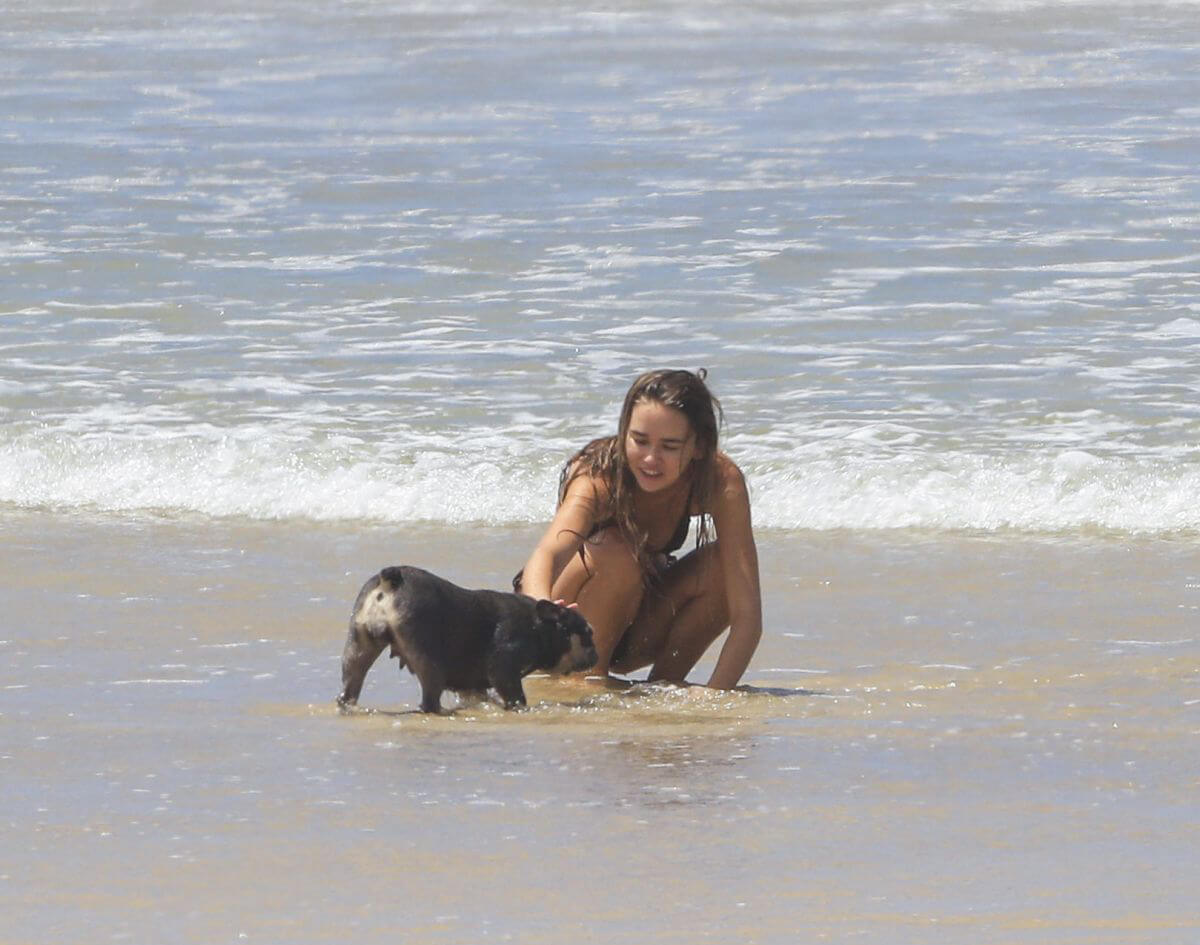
left=516, top=369, right=762, bottom=689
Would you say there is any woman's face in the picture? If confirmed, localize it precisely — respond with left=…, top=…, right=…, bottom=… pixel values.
left=624, top=399, right=699, bottom=493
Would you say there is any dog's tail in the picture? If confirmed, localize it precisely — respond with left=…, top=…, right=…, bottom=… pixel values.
left=379, top=566, right=405, bottom=588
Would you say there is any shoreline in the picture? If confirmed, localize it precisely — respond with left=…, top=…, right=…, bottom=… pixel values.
left=3, top=506, right=1196, bottom=689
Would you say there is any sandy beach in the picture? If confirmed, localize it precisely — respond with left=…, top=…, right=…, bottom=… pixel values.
left=3, top=510, right=1197, bottom=943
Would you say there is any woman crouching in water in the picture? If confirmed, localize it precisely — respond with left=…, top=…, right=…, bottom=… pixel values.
left=516, top=369, right=762, bottom=689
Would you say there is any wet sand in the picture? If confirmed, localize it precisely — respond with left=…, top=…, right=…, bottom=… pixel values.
left=2, top=510, right=1198, bottom=943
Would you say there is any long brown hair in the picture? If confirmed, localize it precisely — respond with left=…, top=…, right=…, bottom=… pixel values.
left=559, top=369, right=724, bottom=576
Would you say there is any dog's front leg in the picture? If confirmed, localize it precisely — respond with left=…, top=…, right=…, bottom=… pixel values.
left=494, top=676, right=527, bottom=710
left=487, top=646, right=530, bottom=710
left=410, top=657, right=447, bottom=713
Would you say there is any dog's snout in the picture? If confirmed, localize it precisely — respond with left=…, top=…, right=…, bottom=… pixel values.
left=572, top=633, right=598, bottom=670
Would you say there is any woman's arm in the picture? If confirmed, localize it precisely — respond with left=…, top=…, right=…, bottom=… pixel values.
left=517, top=472, right=603, bottom=601
left=705, top=458, right=762, bottom=689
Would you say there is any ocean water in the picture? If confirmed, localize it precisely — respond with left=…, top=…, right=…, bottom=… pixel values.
left=3, top=2, right=1200, bottom=943
left=3, top=0, right=1199, bottom=532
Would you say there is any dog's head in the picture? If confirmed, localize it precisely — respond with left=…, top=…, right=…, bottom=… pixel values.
left=534, top=599, right=598, bottom=674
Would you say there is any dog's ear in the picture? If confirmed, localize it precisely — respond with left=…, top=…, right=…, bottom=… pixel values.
left=532, top=599, right=566, bottom=661
left=379, top=566, right=405, bottom=588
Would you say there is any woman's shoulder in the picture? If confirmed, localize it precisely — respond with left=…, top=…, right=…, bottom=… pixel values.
left=712, top=451, right=748, bottom=495
left=563, top=465, right=613, bottom=500
left=560, top=445, right=617, bottom=508
left=691, top=452, right=748, bottom=518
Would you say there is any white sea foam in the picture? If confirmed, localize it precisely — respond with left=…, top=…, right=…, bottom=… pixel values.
left=2, top=428, right=1197, bottom=534
left=1141, top=318, right=1200, bottom=340
left=0, top=430, right=556, bottom=526
left=748, top=454, right=1200, bottom=533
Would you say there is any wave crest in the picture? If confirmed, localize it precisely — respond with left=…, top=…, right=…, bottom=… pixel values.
left=2, top=429, right=1196, bottom=534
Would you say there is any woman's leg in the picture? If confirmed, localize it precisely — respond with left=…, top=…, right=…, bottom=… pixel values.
left=610, top=542, right=730, bottom=682
left=550, top=527, right=645, bottom=675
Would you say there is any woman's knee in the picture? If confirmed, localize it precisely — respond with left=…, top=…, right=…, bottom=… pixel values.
left=582, top=528, right=643, bottom=588
left=611, top=544, right=728, bottom=675
left=579, top=529, right=646, bottom=628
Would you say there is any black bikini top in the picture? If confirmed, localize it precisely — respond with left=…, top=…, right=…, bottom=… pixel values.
left=660, top=504, right=692, bottom=555
left=590, top=474, right=694, bottom=555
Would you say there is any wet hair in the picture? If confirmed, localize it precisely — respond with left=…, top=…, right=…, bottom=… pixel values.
left=559, top=369, right=724, bottom=577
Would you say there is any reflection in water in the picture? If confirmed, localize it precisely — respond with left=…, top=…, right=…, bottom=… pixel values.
left=592, top=732, right=757, bottom=811
left=338, top=680, right=778, bottom=816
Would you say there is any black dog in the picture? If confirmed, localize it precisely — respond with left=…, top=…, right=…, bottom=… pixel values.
left=337, top=566, right=597, bottom=713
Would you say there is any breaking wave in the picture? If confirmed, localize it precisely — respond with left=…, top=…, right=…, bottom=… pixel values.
left=3, top=427, right=1196, bottom=535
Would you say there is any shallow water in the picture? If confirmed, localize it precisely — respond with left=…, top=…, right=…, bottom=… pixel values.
left=3, top=513, right=1197, bottom=942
